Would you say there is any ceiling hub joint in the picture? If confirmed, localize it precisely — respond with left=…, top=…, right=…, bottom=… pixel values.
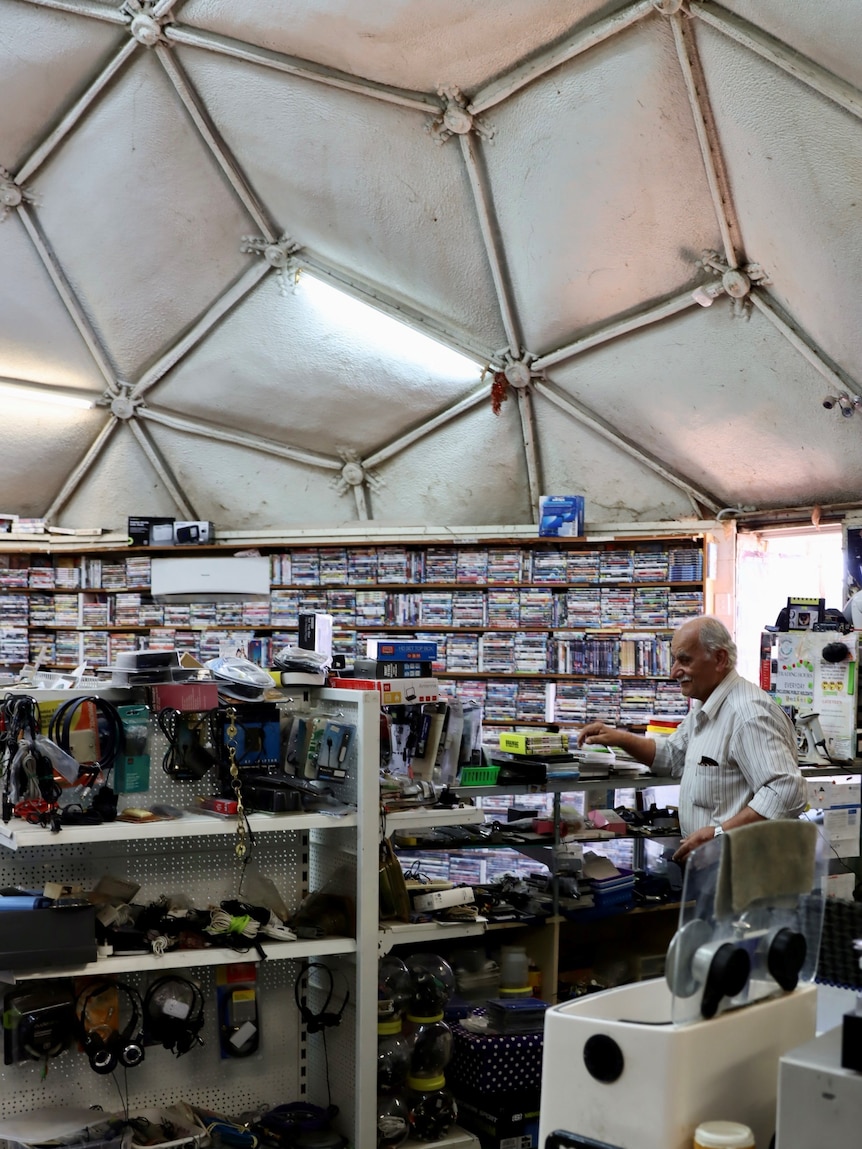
left=241, top=234, right=302, bottom=294
left=332, top=451, right=384, bottom=497
left=0, top=167, right=37, bottom=222
left=109, top=385, right=143, bottom=420
left=430, top=86, right=495, bottom=144
left=692, top=250, right=770, bottom=317
left=122, top=1, right=170, bottom=46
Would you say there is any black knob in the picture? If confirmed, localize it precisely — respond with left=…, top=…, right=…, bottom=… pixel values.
left=767, top=928, right=807, bottom=991
left=583, top=1033, right=624, bottom=1083
left=701, top=943, right=751, bottom=1019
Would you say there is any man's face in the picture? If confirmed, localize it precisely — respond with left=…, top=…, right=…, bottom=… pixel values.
left=670, top=625, right=729, bottom=702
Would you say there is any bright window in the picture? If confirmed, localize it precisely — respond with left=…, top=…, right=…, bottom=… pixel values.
left=735, top=526, right=845, bottom=682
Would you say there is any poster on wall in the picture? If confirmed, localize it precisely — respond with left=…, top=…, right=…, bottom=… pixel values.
left=770, top=630, right=858, bottom=758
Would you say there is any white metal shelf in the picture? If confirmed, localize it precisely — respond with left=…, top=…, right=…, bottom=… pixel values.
left=0, top=809, right=358, bottom=851
left=9, top=935, right=357, bottom=983
left=378, top=918, right=488, bottom=953
left=382, top=806, right=485, bottom=830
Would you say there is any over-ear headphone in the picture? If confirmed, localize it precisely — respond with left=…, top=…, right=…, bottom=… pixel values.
left=294, top=962, right=350, bottom=1035
left=143, top=975, right=205, bottom=1057
left=75, top=980, right=145, bottom=1075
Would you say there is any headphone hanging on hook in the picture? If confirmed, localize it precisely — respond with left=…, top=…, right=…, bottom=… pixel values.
left=294, top=962, right=350, bottom=1035
left=75, top=980, right=145, bottom=1075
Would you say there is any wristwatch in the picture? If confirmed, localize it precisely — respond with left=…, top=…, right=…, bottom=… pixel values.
left=713, top=824, right=724, bottom=837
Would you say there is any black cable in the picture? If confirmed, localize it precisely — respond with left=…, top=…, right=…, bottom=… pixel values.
left=48, top=695, right=125, bottom=778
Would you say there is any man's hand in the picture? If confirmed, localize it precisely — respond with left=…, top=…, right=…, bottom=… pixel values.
left=673, top=826, right=718, bottom=863
left=577, top=721, right=617, bottom=748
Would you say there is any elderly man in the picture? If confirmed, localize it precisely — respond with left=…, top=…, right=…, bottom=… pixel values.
left=577, top=615, right=807, bottom=862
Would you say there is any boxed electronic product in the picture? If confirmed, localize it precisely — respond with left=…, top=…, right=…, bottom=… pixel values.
left=0, top=904, right=97, bottom=970
left=365, top=639, right=438, bottom=661
left=330, top=676, right=439, bottom=704
left=413, top=886, right=475, bottom=912
left=453, top=1091, right=541, bottom=1149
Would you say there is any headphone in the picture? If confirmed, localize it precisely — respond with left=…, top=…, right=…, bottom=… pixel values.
left=143, top=975, right=205, bottom=1057
left=75, top=980, right=145, bottom=1075
left=294, top=962, right=350, bottom=1035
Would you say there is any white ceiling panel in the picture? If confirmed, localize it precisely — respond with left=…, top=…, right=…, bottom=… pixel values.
left=177, top=0, right=624, bottom=94
left=31, top=49, right=257, bottom=382
left=550, top=303, right=860, bottom=507
left=173, top=42, right=505, bottom=353
left=0, top=0, right=125, bottom=171
left=486, top=18, right=722, bottom=351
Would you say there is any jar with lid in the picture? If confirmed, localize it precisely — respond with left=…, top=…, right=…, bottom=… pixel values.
left=377, top=1012, right=411, bottom=1093
left=693, top=1120, right=755, bottom=1148
left=376, top=1090, right=410, bottom=1149
left=406, top=1073, right=458, bottom=1142
left=404, top=1010, right=453, bottom=1077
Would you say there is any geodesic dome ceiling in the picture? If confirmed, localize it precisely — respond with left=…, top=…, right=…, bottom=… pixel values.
left=2, top=0, right=862, bottom=535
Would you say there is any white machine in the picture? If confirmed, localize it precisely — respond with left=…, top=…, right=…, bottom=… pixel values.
left=539, top=821, right=826, bottom=1149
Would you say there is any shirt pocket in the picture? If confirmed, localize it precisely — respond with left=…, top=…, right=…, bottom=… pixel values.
left=691, top=756, right=720, bottom=810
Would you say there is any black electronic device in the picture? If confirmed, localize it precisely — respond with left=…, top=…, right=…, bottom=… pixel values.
left=3, top=983, right=75, bottom=1064
left=75, top=979, right=145, bottom=1075
left=143, top=975, right=205, bottom=1057
left=294, top=962, right=350, bottom=1035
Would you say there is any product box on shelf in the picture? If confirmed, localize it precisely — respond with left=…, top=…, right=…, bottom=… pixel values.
left=365, top=639, right=438, bottom=661
left=330, top=676, right=439, bottom=704
left=149, top=681, right=220, bottom=712
left=450, top=1018, right=544, bottom=1093
left=0, top=905, right=97, bottom=970
left=452, top=1090, right=541, bottom=1149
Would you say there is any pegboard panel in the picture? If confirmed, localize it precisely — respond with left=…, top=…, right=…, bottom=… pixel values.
left=0, top=831, right=307, bottom=912
left=0, top=958, right=310, bottom=1120
left=124, top=693, right=363, bottom=813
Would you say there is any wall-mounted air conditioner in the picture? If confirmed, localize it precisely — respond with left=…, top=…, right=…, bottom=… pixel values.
left=150, top=556, right=271, bottom=603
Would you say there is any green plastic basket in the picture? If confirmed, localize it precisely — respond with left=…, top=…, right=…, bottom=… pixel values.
left=458, top=764, right=500, bottom=786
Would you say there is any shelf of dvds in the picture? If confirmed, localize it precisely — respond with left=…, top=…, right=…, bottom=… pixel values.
left=0, top=534, right=709, bottom=732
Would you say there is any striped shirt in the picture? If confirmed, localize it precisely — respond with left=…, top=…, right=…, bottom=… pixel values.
left=651, top=669, right=807, bottom=835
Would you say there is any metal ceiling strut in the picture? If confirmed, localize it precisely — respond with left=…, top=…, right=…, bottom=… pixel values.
left=532, top=378, right=723, bottom=515
left=15, top=206, right=119, bottom=394
left=132, top=263, right=271, bottom=399
left=533, top=290, right=699, bottom=373
left=138, top=406, right=343, bottom=472
left=691, top=3, right=862, bottom=123
left=16, top=40, right=139, bottom=185
left=669, top=12, right=742, bottom=270
left=468, top=0, right=655, bottom=115
left=155, top=44, right=277, bottom=240
left=127, top=418, right=197, bottom=520
left=42, top=416, right=121, bottom=521
left=163, top=24, right=441, bottom=115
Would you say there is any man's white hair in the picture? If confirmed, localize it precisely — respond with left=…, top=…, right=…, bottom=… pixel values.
left=692, top=615, right=738, bottom=669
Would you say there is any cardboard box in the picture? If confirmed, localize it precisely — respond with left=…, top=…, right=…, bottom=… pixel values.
left=128, top=516, right=174, bottom=546
left=330, top=676, right=439, bottom=704
left=149, top=681, right=220, bottom=712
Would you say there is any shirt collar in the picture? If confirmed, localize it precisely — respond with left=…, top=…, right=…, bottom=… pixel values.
left=694, top=668, right=740, bottom=722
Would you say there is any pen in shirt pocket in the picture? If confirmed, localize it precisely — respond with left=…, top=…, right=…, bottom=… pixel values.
left=699, top=756, right=719, bottom=767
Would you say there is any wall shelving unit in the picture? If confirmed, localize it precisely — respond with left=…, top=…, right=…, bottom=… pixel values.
left=0, top=534, right=709, bottom=732
left=0, top=686, right=381, bottom=1149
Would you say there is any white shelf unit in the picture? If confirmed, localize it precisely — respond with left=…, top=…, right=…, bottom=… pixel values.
left=0, top=686, right=381, bottom=1149
left=383, top=772, right=687, bottom=1002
